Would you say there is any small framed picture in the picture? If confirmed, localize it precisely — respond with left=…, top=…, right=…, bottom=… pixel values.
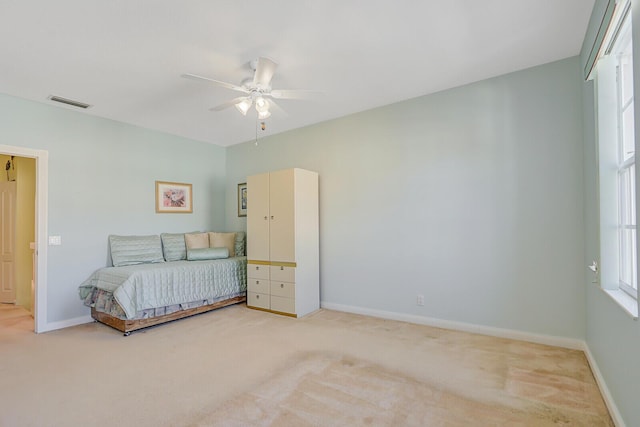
left=238, top=182, right=247, bottom=217
left=155, top=181, right=193, bottom=213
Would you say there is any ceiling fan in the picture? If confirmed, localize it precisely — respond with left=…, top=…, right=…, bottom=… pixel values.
left=182, top=57, right=319, bottom=119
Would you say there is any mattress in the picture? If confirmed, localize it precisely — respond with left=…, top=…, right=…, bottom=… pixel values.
left=79, top=257, right=247, bottom=319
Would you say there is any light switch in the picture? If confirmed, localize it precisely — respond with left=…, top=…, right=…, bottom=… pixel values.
left=48, top=236, right=62, bottom=246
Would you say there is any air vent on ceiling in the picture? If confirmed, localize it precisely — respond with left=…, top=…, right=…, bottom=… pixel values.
left=48, top=95, right=92, bottom=109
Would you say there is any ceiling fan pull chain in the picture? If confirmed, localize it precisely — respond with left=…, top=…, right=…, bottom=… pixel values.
left=255, top=114, right=259, bottom=146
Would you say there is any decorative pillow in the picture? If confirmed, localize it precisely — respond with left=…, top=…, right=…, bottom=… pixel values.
left=160, top=233, right=187, bottom=261
left=234, top=231, right=246, bottom=257
left=109, top=235, right=165, bottom=267
left=209, top=232, right=236, bottom=257
left=186, top=247, right=229, bottom=261
left=185, top=232, right=209, bottom=249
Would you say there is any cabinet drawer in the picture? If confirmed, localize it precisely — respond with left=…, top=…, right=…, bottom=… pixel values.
left=247, top=292, right=270, bottom=309
left=270, top=295, right=295, bottom=314
left=248, top=264, right=270, bottom=280
left=270, top=281, right=295, bottom=298
left=247, top=278, right=270, bottom=294
left=270, top=265, right=295, bottom=282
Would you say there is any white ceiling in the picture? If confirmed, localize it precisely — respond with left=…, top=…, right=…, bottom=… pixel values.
left=0, top=1, right=594, bottom=147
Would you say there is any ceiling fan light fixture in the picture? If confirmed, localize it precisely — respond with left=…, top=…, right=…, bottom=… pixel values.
left=258, top=110, right=271, bottom=119
left=235, top=98, right=252, bottom=115
left=255, top=96, right=269, bottom=113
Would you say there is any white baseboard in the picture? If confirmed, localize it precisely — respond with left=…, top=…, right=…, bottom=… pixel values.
left=320, top=302, right=585, bottom=350
left=39, top=315, right=93, bottom=333
left=583, top=345, right=626, bottom=427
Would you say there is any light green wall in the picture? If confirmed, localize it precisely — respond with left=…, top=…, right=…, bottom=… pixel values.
left=226, top=57, right=586, bottom=339
left=580, top=1, right=640, bottom=425
left=0, top=93, right=227, bottom=323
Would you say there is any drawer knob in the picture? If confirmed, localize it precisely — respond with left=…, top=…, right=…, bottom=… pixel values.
left=256, top=280, right=260, bottom=284
left=255, top=266, right=260, bottom=270
left=271, top=215, right=274, bottom=220
left=280, top=266, right=284, bottom=270
left=264, top=216, right=268, bottom=220
left=256, top=294, right=260, bottom=299
left=280, top=283, right=284, bottom=288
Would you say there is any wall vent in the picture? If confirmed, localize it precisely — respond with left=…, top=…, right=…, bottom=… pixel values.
left=47, top=95, right=92, bottom=109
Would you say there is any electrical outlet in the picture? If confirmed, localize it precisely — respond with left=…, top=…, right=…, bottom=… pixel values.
left=416, top=294, right=425, bottom=306
left=48, top=235, right=62, bottom=246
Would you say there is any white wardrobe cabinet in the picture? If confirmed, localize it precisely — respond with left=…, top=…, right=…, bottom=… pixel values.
left=246, top=168, right=319, bottom=317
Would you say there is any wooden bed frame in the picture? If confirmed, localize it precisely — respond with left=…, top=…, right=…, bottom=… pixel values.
left=91, top=295, right=246, bottom=336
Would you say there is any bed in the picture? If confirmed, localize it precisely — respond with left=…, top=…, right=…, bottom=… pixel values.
left=78, top=232, right=247, bottom=335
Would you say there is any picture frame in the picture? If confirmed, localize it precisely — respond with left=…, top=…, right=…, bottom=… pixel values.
left=155, top=181, right=193, bottom=213
left=238, top=182, right=247, bottom=217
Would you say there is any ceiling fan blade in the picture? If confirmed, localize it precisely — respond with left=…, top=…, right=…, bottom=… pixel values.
left=181, top=73, right=249, bottom=94
left=209, top=97, right=250, bottom=112
left=253, top=57, right=277, bottom=87
left=266, top=98, right=288, bottom=117
left=270, top=89, right=322, bottom=100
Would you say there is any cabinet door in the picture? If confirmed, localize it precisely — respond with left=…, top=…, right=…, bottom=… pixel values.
left=247, top=173, right=270, bottom=261
left=269, top=169, right=295, bottom=263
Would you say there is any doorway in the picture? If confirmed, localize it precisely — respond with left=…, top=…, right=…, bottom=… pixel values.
left=0, top=178, right=17, bottom=304
left=0, top=155, right=35, bottom=319
left=0, top=145, right=48, bottom=333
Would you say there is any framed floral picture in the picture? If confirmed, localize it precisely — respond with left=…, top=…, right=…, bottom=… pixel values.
left=155, top=181, right=193, bottom=213
left=238, top=182, right=247, bottom=217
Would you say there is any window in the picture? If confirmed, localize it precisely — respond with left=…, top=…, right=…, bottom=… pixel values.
left=614, top=15, right=637, bottom=298
left=593, top=0, right=638, bottom=316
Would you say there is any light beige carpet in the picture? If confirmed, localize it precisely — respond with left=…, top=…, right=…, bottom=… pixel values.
left=0, top=304, right=612, bottom=426
left=190, top=350, right=610, bottom=426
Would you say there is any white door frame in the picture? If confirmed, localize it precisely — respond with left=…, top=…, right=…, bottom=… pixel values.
left=0, top=144, right=48, bottom=333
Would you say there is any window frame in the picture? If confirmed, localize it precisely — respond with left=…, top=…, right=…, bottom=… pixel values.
left=613, top=10, right=638, bottom=299
left=592, top=0, right=639, bottom=318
